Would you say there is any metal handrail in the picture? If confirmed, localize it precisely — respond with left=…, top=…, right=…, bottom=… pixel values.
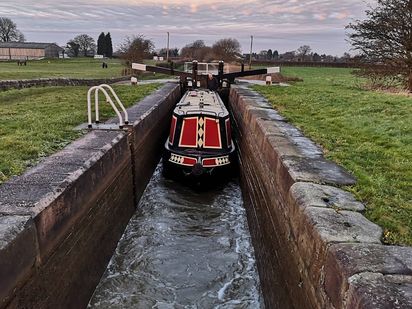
left=87, top=85, right=128, bottom=128
left=99, top=84, right=129, bottom=124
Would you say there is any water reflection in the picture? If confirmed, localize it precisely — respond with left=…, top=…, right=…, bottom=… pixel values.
left=89, top=164, right=263, bottom=308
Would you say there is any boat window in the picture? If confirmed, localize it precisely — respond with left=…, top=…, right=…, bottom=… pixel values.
left=178, top=117, right=198, bottom=148
left=204, top=117, right=222, bottom=149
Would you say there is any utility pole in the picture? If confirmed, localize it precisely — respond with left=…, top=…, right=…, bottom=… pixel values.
left=166, top=32, right=170, bottom=62
left=249, top=35, right=253, bottom=70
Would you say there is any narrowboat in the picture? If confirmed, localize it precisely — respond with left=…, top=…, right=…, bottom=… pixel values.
left=163, top=88, right=236, bottom=179
left=131, top=60, right=280, bottom=180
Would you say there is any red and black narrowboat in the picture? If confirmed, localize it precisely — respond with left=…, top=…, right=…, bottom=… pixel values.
left=131, top=61, right=280, bottom=180
left=163, top=88, right=236, bottom=178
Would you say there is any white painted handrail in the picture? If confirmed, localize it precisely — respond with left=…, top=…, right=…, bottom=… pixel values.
left=95, top=88, right=100, bottom=123
left=87, top=84, right=129, bottom=128
left=99, top=84, right=129, bottom=124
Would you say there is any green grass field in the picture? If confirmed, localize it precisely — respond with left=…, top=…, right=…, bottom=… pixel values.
left=253, top=67, right=412, bottom=246
left=0, top=58, right=125, bottom=80
left=0, top=58, right=176, bottom=81
left=0, top=84, right=160, bottom=184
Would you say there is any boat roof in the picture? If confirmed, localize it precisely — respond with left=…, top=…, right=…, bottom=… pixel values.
left=174, top=89, right=228, bottom=117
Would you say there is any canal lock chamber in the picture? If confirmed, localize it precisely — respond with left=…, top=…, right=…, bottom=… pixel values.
left=87, top=86, right=266, bottom=308
left=2, top=83, right=409, bottom=309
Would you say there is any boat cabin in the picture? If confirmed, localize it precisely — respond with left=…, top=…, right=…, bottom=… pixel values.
left=164, top=89, right=235, bottom=176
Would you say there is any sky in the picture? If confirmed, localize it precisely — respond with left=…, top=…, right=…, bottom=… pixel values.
left=0, top=0, right=375, bottom=56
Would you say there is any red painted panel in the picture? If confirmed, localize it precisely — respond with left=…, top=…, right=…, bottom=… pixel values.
left=169, top=116, right=177, bottom=144
left=204, top=118, right=221, bottom=148
left=179, top=117, right=198, bottom=147
left=225, top=119, right=232, bottom=148
left=183, top=157, right=197, bottom=166
left=203, top=158, right=217, bottom=166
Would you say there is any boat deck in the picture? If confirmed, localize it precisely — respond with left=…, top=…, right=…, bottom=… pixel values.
left=175, top=89, right=228, bottom=117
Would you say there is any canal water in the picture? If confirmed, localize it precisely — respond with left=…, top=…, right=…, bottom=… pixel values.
left=88, top=164, right=263, bottom=308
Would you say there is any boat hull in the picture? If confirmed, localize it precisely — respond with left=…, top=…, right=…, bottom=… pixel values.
left=162, top=142, right=237, bottom=182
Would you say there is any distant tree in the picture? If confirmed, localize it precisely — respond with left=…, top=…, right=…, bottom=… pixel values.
left=72, top=34, right=96, bottom=57
left=258, top=50, right=268, bottom=60
left=158, top=48, right=169, bottom=58
left=342, top=52, right=352, bottom=62
left=118, top=35, right=154, bottom=63
left=212, top=38, right=241, bottom=62
left=17, top=32, right=25, bottom=42
left=181, top=40, right=214, bottom=61
left=323, top=55, right=336, bottom=62
left=157, top=48, right=166, bottom=57
left=97, top=32, right=105, bottom=55
left=347, top=0, right=412, bottom=91
left=191, top=40, right=205, bottom=50
left=105, top=32, right=113, bottom=57
left=159, top=47, right=179, bottom=58
left=66, top=40, right=80, bottom=57
left=181, top=40, right=208, bottom=60
left=297, top=45, right=312, bottom=61
left=282, top=51, right=296, bottom=61
left=0, top=17, right=25, bottom=42
left=267, top=49, right=273, bottom=60
left=312, top=52, right=321, bottom=62
left=171, top=48, right=179, bottom=57
left=273, top=50, right=279, bottom=60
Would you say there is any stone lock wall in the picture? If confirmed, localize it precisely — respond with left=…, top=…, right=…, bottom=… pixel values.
left=228, top=86, right=412, bottom=309
left=0, top=83, right=181, bottom=308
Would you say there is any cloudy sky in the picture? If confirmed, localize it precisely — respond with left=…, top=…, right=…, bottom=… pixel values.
left=0, top=0, right=375, bottom=55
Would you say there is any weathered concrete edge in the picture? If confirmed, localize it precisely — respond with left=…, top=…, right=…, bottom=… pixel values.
left=229, top=85, right=412, bottom=309
left=0, top=76, right=131, bottom=91
left=0, top=82, right=181, bottom=308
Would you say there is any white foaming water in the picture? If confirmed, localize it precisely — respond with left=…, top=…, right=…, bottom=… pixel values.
left=88, top=164, right=263, bottom=308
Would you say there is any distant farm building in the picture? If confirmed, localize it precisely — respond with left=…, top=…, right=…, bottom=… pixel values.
left=0, top=42, right=63, bottom=60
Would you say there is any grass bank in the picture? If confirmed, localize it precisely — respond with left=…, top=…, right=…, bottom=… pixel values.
left=0, top=58, right=125, bottom=80
left=0, top=83, right=160, bottom=184
left=253, top=67, right=412, bottom=246
left=0, top=58, right=175, bottom=81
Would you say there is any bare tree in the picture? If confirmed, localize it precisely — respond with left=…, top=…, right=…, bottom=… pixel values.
left=347, top=0, right=412, bottom=91
left=17, top=31, right=25, bottom=42
left=0, top=17, right=25, bottom=42
left=118, top=35, right=154, bottom=63
left=296, top=45, right=312, bottom=61
left=212, top=38, right=241, bottom=62
left=180, top=40, right=213, bottom=60
left=72, top=34, right=96, bottom=57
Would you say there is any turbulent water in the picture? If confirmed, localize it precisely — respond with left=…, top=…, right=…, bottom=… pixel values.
left=88, top=164, right=263, bottom=308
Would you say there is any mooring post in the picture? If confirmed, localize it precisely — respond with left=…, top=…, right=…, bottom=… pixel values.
left=192, top=60, right=198, bottom=88
left=218, top=61, right=224, bottom=88
left=170, top=61, right=174, bottom=76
